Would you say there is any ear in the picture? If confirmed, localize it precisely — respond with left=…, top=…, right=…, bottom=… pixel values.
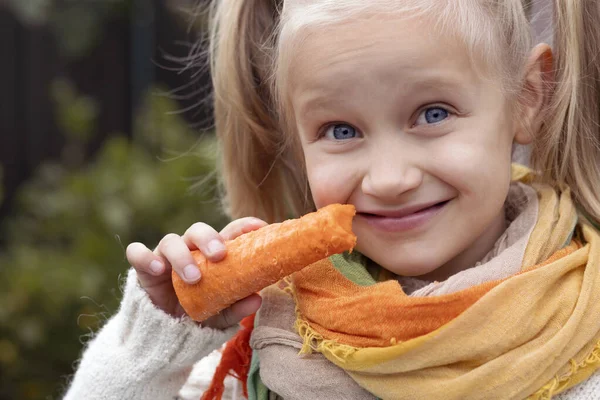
left=514, top=43, right=553, bottom=145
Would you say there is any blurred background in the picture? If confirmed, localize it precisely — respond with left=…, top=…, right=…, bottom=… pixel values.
left=0, top=1, right=228, bottom=399
left=0, top=1, right=552, bottom=399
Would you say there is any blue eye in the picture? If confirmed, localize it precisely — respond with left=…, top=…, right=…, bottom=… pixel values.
left=325, top=123, right=358, bottom=140
left=416, top=107, right=449, bottom=125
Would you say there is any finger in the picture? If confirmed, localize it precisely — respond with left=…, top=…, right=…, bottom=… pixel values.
left=202, top=294, right=262, bottom=330
left=219, top=217, right=267, bottom=241
left=126, top=242, right=166, bottom=276
left=155, top=234, right=201, bottom=284
left=182, top=222, right=227, bottom=262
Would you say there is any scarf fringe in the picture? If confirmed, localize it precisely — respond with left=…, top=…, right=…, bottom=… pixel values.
left=285, top=278, right=359, bottom=363
left=294, top=317, right=359, bottom=362
left=529, top=339, right=600, bottom=399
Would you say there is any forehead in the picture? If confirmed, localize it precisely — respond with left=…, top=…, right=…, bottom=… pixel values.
left=285, top=16, right=482, bottom=97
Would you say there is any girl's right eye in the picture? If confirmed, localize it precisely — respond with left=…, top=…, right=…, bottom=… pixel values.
left=323, top=123, right=359, bottom=140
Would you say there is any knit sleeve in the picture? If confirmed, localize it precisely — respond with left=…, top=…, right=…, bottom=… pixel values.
left=178, top=348, right=246, bottom=400
left=62, top=268, right=239, bottom=400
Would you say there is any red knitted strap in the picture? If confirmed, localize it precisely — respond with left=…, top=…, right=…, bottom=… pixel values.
left=201, top=314, right=256, bottom=400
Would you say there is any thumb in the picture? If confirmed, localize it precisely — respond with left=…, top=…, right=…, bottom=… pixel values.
left=201, top=293, right=262, bottom=330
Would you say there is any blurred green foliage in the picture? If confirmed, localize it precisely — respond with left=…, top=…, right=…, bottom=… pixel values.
left=2, top=2, right=222, bottom=398
left=0, top=81, right=227, bottom=399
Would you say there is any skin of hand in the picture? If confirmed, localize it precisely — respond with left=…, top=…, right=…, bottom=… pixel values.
left=125, top=217, right=267, bottom=330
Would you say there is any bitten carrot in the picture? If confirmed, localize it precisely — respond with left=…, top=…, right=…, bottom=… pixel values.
left=172, top=203, right=356, bottom=322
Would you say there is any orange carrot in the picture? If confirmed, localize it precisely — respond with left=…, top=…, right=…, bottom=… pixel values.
left=172, top=203, right=356, bottom=322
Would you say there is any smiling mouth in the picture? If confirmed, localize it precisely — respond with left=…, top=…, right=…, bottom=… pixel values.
left=359, top=200, right=451, bottom=219
left=357, top=200, right=451, bottom=232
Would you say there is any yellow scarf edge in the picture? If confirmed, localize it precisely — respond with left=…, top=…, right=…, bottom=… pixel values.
left=528, top=339, right=600, bottom=399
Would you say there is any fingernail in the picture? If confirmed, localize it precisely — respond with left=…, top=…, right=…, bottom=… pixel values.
left=150, top=260, right=164, bottom=275
left=183, top=264, right=201, bottom=282
left=207, top=239, right=226, bottom=255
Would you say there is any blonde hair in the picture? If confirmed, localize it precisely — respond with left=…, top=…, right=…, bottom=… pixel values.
left=208, top=0, right=600, bottom=225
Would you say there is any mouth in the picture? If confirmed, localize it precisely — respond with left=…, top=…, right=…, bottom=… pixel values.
left=357, top=200, right=451, bottom=232
left=359, top=200, right=451, bottom=218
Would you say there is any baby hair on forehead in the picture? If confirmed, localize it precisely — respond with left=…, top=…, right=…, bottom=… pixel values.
left=206, top=0, right=600, bottom=228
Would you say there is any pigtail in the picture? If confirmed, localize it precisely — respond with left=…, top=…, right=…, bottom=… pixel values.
left=532, top=1, right=600, bottom=224
left=208, top=0, right=309, bottom=223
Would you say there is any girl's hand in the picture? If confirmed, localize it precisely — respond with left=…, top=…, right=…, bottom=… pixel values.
left=125, top=217, right=267, bottom=330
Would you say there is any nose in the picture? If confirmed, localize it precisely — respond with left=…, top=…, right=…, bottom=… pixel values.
left=361, top=145, right=423, bottom=200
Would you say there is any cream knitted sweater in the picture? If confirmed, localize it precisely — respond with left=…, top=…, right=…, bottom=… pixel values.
left=63, top=268, right=600, bottom=400
left=63, top=268, right=241, bottom=400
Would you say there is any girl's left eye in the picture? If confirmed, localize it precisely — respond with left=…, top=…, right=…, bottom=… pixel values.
left=415, top=107, right=450, bottom=126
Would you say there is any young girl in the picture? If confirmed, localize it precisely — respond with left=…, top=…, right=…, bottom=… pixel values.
left=63, top=0, right=600, bottom=399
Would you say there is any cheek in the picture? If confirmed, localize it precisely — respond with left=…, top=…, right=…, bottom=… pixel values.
left=427, top=127, right=514, bottom=200
left=304, top=152, right=358, bottom=208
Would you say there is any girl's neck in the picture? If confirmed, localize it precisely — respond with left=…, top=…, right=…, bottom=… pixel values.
left=418, top=207, right=508, bottom=282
